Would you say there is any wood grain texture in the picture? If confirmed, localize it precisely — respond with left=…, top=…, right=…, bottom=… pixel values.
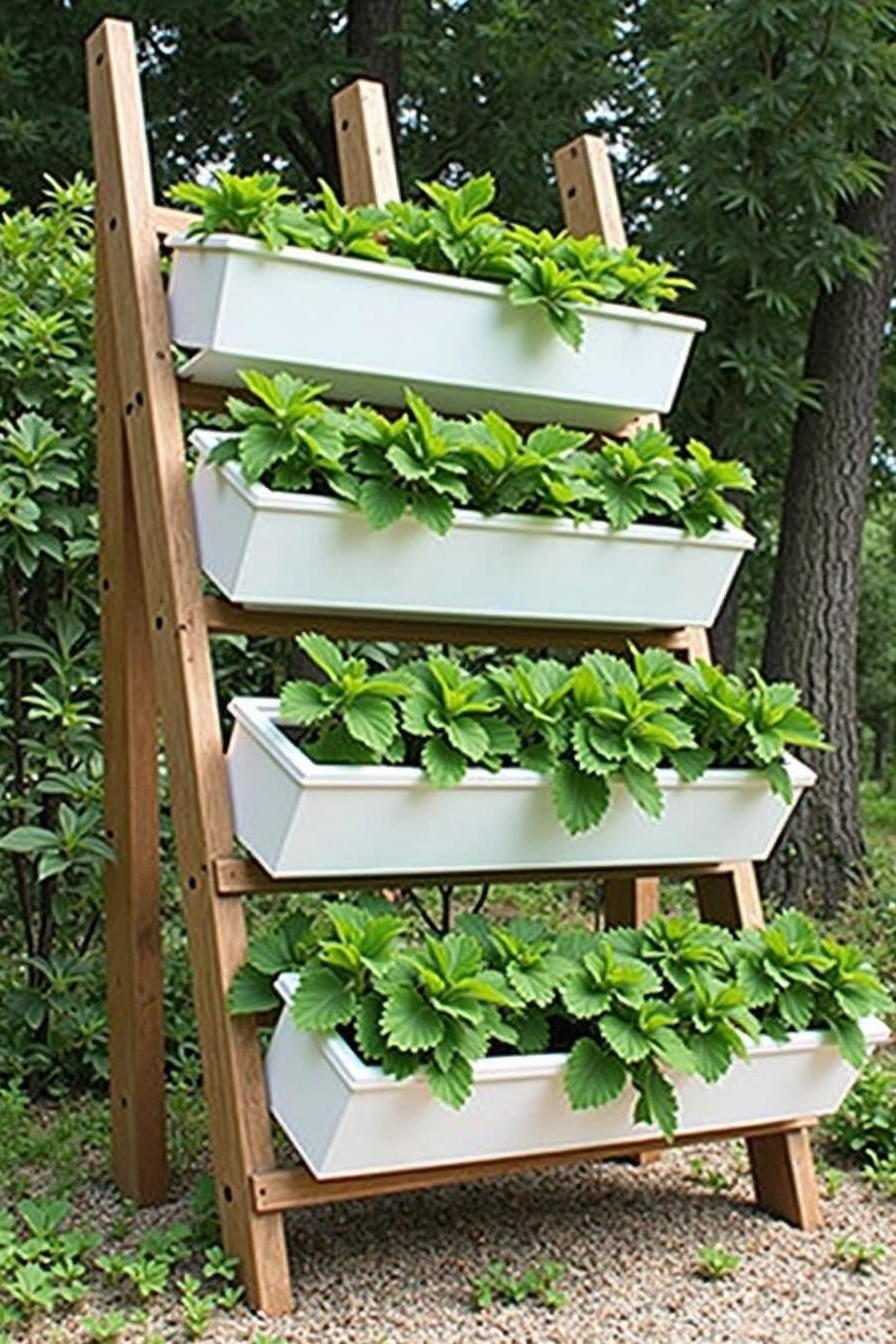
left=554, top=135, right=627, bottom=248
left=214, top=856, right=732, bottom=896
left=97, top=228, right=168, bottom=1205
left=250, top=1116, right=817, bottom=1213
left=333, top=79, right=400, bottom=206
left=86, top=18, right=290, bottom=1315
left=748, top=1126, right=823, bottom=1230
left=202, top=595, right=697, bottom=653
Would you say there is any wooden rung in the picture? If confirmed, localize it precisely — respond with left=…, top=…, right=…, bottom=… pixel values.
left=155, top=205, right=198, bottom=239
left=203, top=595, right=698, bottom=653
left=178, top=380, right=231, bottom=414
left=250, top=1116, right=817, bottom=1213
left=214, top=855, right=733, bottom=896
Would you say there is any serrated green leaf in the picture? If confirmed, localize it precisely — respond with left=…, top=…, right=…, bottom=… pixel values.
left=552, top=762, right=610, bottom=835
left=344, top=695, right=398, bottom=754
left=564, top=1037, right=628, bottom=1110
left=421, top=736, right=467, bottom=786
left=290, top=966, right=356, bottom=1032
left=599, top=1013, right=651, bottom=1062
left=381, top=985, right=445, bottom=1051
left=358, top=478, right=408, bottom=529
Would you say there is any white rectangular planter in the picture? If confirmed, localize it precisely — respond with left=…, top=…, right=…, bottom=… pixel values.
left=191, top=431, right=753, bottom=628
left=266, top=974, right=889, bottom=1179
left=168, top=234, right=705, bottom=432
left=226, top=698, right=816, bottom=880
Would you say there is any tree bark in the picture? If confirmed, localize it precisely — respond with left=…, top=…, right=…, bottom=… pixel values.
left=347, top=0, right=403, bottom=110
left=761, top=134, right=896, bottom=913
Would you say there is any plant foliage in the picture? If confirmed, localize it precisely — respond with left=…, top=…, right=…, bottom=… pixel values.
left=278, top=642, right=827, bottom=834
left=230, top=905, right=890, bottom=1139
left=171, top=170, right=692, bottom=348
left=205, top=371, right=753, bottom=538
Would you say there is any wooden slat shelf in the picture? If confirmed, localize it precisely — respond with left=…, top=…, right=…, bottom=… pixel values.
left=89, top=18, right=823, bottom=1316
left=213, top=854, right=732, bottom=896
left=250, top=1116, right=817, bottom=1214
left=204, top=595, right=701, bottom=654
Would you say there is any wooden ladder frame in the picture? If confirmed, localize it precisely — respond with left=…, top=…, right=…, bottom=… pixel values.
left=87, top=18, right=821, bottom=1316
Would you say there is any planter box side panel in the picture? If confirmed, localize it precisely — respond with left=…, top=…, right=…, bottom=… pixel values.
left=191, top=461, right=259, bottom=597
left=266, top=1027, right=867, bottom=1180
left=195, top=473, right=749, bottom=629
left=169, top=245, right=698, bottom=431
left=227, top=721, right=305, bottom=875
left=265, top=1015, right=353, bottom=1175
left=168, top=249, right=229, bottom=351
left=247, top=762, right=803, bottom=879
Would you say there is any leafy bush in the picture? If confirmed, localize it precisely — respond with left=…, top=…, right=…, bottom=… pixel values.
left=824, top=1058, right=896, bottom=1166
left=0, top=179, right=112, bottom=1091
left=204, top=370, right=754, bottom=537
left=472, top=1258, right=566, bottom=1310
left=277, top=636, right=827, bottom=833
left=170, top=171, right=692, bottom=348
left=230, top=904, right=891, bottom=1137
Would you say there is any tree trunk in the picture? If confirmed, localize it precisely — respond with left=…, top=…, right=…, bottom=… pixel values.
left=761, top=134, right=896, bottom=913
left=347, top=0, right=403, bottom=111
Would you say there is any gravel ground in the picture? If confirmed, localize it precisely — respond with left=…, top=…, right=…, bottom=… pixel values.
left=26, top=1141, right=896, bottom=1344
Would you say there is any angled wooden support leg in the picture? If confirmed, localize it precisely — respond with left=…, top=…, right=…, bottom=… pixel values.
left=695, top=862, right=764, bottom=929
left=98, top=235, right=168, bottom=1205
left=603, top=877, right=660, bottom=928
left=748, top=1124, right=823, bottom=1230
left=87, top=19, right=291, bottom=1314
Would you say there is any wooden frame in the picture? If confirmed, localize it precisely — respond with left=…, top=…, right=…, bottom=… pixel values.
left=87, top=19, right=820, bottom=1316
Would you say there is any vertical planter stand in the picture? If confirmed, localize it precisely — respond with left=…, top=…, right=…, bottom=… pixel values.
left=87, top=18, right=822, bottom=1318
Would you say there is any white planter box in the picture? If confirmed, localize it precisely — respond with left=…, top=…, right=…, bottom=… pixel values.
left=266, top=974, right=889, bottom=1179
left=168, top=234, right=705, bottom=432
left=226, top=698, right=816, bottom=880
left=191, top=431, right=753, bottom=628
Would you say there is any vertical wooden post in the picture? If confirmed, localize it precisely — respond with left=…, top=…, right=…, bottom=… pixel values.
left=97, top=235, right=168, bottom=1204
left=87, top=19, right=291, bottom=1313
left=333, top=79, right=400, bottom=206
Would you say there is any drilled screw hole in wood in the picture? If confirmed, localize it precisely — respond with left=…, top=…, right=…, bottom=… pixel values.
left=155, top=615, right=164, bottom=630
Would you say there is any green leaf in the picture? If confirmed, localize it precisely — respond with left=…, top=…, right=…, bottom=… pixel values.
left=279, top=679, right=332, bottom=725
left=779, top=983, right=814, bottom=1030
left=425, top=1054, right=474, bottom=1109
left=621, top=761, right=664, bottom=819
left=421, top=736, right=468, bottom=786
left=552, top=762, right=610, bottom=835
left=690, top=1028, right=734, bottom=1083
left=633, top=1061, right=678, bottom=1140
left=411, top=491, right=454, bottom=535
left=355, top=993, right=388, bottom=1061
left=381, top=985, right=445, bottom=1051
left=563, top=1037, right=628, bottom=1110
left=227, top=965, right=280, bottom=1016
left=358, top=479, right=408, bottom=529
left=290, top=966, right=356, bottom=1032
left=0, top=825, right=57, bottom=852
left=445, top=715, right=490, bottom=761
left=344, top=695, right=397, bottom=754
left=599, top=1013, right=651, bottom=1062
left=297, top=631, right=344, bottom=681
left=830, top=1019, right=867, bottom=1069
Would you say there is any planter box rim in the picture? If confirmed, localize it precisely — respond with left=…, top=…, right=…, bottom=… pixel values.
left=168, top=231, right=706, bottom=336
left=229, top=697, right=818, bottom=793
left=192, top=429, right=755, bottom=554
left=272, top=972, right=890, bottom=1092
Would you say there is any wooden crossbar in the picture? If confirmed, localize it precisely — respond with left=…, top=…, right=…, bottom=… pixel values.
left=250, top=1117, right=817, bottom=1213
left=87, top=19, right=821, bottom=1316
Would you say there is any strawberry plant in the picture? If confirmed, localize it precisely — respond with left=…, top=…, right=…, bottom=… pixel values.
left=209, top=370, right=751, bottom=538
left=277, top=641, right=827, bottom=834
left=230, top=905, right=890, bottom=1135
left=170, top=170, right=692, bottom=348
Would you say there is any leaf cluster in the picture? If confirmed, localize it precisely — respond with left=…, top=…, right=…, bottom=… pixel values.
left=171, top=170, right=692, bottom=348
left=207, top=371, right=752, bottom=538
left=230, top=905, right=890, bottom=1140
left=278, top=637, right=827, bottom=833
left=472, top=1258, right=566, bottom=1311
